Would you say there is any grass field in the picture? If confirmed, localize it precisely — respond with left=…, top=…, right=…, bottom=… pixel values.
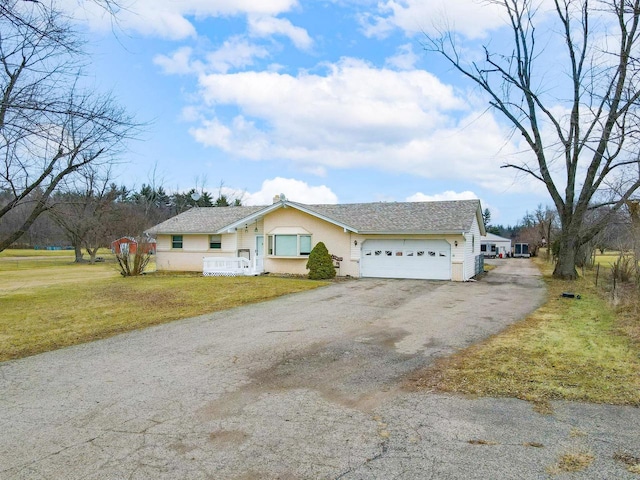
left=0, top=249, right=327, bottom=361
left=412, top=257, right=640, bottom=408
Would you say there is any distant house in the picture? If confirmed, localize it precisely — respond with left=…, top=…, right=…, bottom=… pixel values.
left=146, top=197, right=486, bottom=281
left=111, top=237, right=156, bottom=255
left=480, top=233, right=512, bottom=258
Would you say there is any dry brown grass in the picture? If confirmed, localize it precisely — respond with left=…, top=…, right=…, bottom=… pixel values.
left=409, top=258, right=640, bottom=406
left=614, top=452, right=640, bottom=474
left=467, top=439, right=498, bottom=446
left=547, top=451, right=595, bottom=474
left=1, top=257, right=326, bottom=361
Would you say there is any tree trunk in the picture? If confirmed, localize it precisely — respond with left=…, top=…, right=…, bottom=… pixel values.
left=86, top=247, right=98, bottom=264
left=553, top=229, right=579, bottom=279
left=74, top=244, right=84, bottom=263
left=628, top=201, right=640, bottom=274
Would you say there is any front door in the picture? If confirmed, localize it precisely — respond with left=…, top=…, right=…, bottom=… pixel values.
left=255, top=235, right=264, bottom=273
left=256, top=235, right=264, bottom=258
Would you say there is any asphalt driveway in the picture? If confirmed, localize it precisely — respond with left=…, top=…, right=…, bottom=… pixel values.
left=1, top=260, right=638, bottom=479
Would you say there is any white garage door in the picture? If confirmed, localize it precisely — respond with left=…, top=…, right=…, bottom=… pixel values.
left=360, top=239, right=451, bottom=280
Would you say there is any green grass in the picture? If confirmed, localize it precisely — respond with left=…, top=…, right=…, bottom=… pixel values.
left=0, top=248, right=78, bottom=257
left=0, top=253, right=327, bottom=361
left=0, top=248, right=117, bottom=271
left=413, top=258, right=640, bottom=406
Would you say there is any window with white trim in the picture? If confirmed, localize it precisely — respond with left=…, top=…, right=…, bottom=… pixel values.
left=268, top=234, right=312, bottom=256
left=171, top=235, right=183, bottom=249
left=209, top=235, right=222, bottom=249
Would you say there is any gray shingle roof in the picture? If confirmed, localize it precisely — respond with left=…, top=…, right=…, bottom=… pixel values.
left=293, top=200, right=481, bottom=233
left=145, top=206, right=265, bottom=234
left=146, top=199, right=481, bottom=235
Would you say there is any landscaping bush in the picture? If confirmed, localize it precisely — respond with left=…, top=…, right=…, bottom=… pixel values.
left=116, top=240, right=152, bottom=277
left=306, top=241, right=336, bottom=280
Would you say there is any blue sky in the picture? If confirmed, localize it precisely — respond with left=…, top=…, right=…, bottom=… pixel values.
left=63, top=0, right=553, bottom=226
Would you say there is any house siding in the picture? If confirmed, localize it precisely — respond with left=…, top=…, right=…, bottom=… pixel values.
left=156, top=233, right=239, bottom=271
left=462, top=216, right=482, bottom=280
left=263, top=208, right=352, bottom=276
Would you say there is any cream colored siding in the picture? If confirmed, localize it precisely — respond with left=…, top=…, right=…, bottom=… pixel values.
left=263, top=208, right=352, bottom=276
left=220, top=234, right=236, bottom=252
left=451, top=263, right=464, bottom=282
left=449, top=235, right=466, bottom=281
left=156, top=233, right=238, bottom=271
left=462, top=216, right=482, bottom=280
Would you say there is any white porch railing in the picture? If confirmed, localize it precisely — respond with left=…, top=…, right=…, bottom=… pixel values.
left=203, top=256, right=263, bottom=277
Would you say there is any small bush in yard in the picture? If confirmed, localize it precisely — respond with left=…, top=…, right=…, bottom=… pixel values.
left=306, top=242, right=336, bottom=280
left=116, top=240, right=152, bottom=276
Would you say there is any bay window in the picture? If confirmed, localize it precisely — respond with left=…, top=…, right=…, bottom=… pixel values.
left=268, top=234, right=312, bottom=256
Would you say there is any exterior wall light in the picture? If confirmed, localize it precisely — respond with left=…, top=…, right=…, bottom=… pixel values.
left=454, top=240, right=458, bottom=247
left=354, top=240, right=358, bottom=246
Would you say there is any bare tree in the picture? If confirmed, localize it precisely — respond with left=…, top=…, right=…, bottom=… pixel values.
left=0, top=0, right=136, bottom=251
left=425, top=0, right=640, bottom=279
left=48, top=167, right=118, bottom=263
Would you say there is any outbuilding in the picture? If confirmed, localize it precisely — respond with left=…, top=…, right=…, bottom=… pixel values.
left=480, top=233, right=512, bottom=258
left=111, top=237, right=156, bottom=255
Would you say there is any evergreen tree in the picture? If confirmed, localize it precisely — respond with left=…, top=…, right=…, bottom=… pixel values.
left=306, top=242, right=336, bottom=280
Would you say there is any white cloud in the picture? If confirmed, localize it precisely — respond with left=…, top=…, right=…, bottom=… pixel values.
left=248, top=16, right=313, bottom=50
left=154, top=47, right=198, bottom=75
left=360, top=0, right=507, bottom=39
left=406, top=190, right=478, bottom=202
left=385, top=43, right=419, bottom=70
left=241, top=177, right=339, bottom=205
left=190, top=58, right=531, bottom=192
left=205, top=37, right=271, bottom=73
left=154, top=38, right=271, bottom=75
left=62, top=0, right=300, bottom=39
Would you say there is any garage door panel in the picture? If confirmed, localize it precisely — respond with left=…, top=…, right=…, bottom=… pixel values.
left=360, top=239, right=451, bottom=280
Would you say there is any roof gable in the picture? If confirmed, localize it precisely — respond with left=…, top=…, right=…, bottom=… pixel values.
left=482, top=233, right=512, bottom=242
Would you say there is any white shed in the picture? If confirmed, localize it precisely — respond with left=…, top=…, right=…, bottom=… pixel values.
left=480, top=233, right=512, bottom=258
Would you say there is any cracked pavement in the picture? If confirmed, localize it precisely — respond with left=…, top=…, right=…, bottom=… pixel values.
left=1, top=260, right=639, bottom=479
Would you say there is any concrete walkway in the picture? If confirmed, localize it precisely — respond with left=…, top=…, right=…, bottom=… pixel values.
left=1, top=259, right=638, bottom=479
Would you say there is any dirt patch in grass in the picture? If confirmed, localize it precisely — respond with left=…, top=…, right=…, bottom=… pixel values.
left=1, top=267, right=326, bottom=361
left=407, top=259, right=640, bottom=406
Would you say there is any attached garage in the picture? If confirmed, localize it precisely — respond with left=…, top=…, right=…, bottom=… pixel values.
left=360, top=239, right=451, bottom=280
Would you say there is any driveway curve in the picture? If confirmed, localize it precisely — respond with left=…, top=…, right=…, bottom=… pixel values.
left=2, top=259, right=638, bottom=479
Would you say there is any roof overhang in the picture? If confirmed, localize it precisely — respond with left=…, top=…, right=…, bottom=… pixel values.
left=475, top=202, right=487, bottom=236
left=356, top=230, right=467, bottom=236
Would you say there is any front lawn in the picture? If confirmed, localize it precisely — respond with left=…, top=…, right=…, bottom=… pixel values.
left=0, top=254, right=326, bottom=361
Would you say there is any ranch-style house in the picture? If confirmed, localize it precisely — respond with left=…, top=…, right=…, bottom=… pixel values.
left=145, top=196, right=486, bottom=281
